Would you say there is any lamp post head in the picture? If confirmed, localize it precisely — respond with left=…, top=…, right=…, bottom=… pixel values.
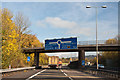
left=101, top=5, right=107, bottom=8
left=86, top=6, right=91, bottom=8
left=86, top=5, right=107, bottom=8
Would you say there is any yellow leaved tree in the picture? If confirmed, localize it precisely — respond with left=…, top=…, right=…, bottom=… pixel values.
left=2, top=8, right=25, bottom=68
left=1, top=8, right=48, bottom=68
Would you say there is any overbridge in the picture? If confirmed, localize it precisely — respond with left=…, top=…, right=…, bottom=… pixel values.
left=22, top=41, right=119, bottom=68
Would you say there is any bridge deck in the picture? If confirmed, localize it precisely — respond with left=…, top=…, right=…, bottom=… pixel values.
left=23, top=44, right=119, bottom=53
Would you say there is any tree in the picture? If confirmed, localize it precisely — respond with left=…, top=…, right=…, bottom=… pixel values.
left=1, top=8, right=48, bottom=68
left=14, top=12, right=31, bottom=49
left=21, top=34, right=41, bottom=48
left=2, top=8, right=25, bottom=68
left=105, top=38, right=117, bottom=44
left=39, top=53, right=48, bottom=65
left=85, top=58, right=89, bottom=63
left=21, top=34, right=48, bottom=66
left=0, top=8, right=2, bottom=68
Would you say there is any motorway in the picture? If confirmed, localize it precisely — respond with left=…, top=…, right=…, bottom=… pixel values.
left=2, top=66, right=117, bottom=80
left=27, top=68, right=106, bottom=80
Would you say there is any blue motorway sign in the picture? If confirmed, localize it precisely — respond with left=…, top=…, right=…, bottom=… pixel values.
left=45, top=37, right=77, bottom=50
left=82, top=60, right=85, bottom=66
left=27, top=56, right=30, bottom=62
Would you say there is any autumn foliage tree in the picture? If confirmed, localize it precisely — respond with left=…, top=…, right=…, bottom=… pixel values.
left=1, top=8, right=48, bottom=68
left=21, top=34, right=48, bottom=66
left=2, top=8, right=25, bottom=68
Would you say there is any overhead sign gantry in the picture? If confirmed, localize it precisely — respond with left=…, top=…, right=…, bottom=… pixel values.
left=45, top=37, right=77, bottom=50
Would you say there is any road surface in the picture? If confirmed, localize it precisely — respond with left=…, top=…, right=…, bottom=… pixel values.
left=2, top=67, right=117, bottom=80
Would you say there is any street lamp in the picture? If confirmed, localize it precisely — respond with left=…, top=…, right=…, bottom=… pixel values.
left=86, top=5, right=107, bottom=69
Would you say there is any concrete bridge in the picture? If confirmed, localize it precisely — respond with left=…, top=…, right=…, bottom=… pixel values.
left=22, top=42, right=119, bottom=69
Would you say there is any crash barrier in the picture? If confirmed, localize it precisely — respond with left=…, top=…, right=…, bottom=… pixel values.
left=0, top=67, right=35, bottom=74
left=81, top=67, right=119, bottom=79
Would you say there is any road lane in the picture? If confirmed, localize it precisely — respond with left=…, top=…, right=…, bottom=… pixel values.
left=28, top=68, right=109, bottom=80
left=30, top=69, right=70, bottom=80
left=62, top=69, right=117, bottom=80
left=26, top=69, right=46, bottom=80
left=2, top=67, right=117, bottom=80
left=2, top=69, right=43, bottom=80
left=60, top=69, right=73, bottom=80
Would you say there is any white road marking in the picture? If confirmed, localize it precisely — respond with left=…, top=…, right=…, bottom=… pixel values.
left=61, top=69, right=63, bottom=72
left=26, top=69, right=46, bottom=80
left=60, top=69, right=73, bottom=80
left=64, top=73, right=68, bottom=76
left=69, top=77, right=74, bottom=80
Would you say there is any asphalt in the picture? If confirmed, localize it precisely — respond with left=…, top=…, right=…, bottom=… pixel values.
left=2, top=67, right=118, bottom=80
left=2, top=69, right=42, bottom=80
left=28, top=68, right=117, bottom=80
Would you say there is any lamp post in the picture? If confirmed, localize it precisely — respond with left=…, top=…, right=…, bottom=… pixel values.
left=86, top=5, right=107, bottom=69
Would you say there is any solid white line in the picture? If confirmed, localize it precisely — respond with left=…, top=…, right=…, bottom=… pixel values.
left=26, top=69, right=46, bottom=80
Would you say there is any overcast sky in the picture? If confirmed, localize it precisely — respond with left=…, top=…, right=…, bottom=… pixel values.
left=2, top=1, right=119, bottom=57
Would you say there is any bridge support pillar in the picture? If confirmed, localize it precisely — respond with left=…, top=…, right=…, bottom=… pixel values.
left=78, top=49, right=85, bottom=68
left=34, top=52, right=39, bottom=69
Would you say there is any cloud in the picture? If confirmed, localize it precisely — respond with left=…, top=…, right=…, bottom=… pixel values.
left=2, top=0, right=119, bottom=2
left=58, top=3, right=96, bottom=22
left=45, top=17, right=77, bottom=28
left=36, top=17, right=77, bottom=28
left=35, top=17, right=95, bottom=41
left=34, top=2, right=118, bottom=40
left=36, top=20, right=46, bottom=28
left=66, top=19, right=118, bottom=39
left=66, top=20, right=95, bottom=37
left=67, top=27, right=93, bottom=36
left=36, top=16, right=118, bottom=38
left=35, top=17, right=94, bottom=36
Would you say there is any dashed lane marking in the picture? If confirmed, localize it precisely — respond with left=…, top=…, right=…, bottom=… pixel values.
left=26, top=69, right=46, bottom=80
left=64, top=73, right=68, bottom=76
left=69, top=77, right=74, bottom=80
left=60, top=69, right=73, bottom=80
left=61, top=69, right=63, bottom=72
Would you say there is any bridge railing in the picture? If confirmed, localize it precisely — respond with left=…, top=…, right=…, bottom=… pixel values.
left=25, top=40, right=119, bottom=48
left=78, top=40, right=118, bottom=45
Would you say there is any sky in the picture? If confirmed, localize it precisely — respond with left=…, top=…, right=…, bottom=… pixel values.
left=2, top=1, right=119, bottom=57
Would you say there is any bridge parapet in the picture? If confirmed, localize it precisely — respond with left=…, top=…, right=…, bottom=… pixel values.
left=78, top=40, right=118, bottom=45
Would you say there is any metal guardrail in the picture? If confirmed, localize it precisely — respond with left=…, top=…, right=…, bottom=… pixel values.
left=27, top=40, right=118, bottom=48
left=0, top=67, right=35, bottom=74
left=78, top=40, right=118, bottom=45
left=81, top=66, right=119, bottom=79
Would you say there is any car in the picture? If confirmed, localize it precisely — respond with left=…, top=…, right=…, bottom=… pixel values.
left=98, top=64, right=104, bottom=68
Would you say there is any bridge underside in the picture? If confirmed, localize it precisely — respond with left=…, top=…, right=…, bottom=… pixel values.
left=22, top=44, right=119, bottom=68
left=23, top=44, right=119, bottom=53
